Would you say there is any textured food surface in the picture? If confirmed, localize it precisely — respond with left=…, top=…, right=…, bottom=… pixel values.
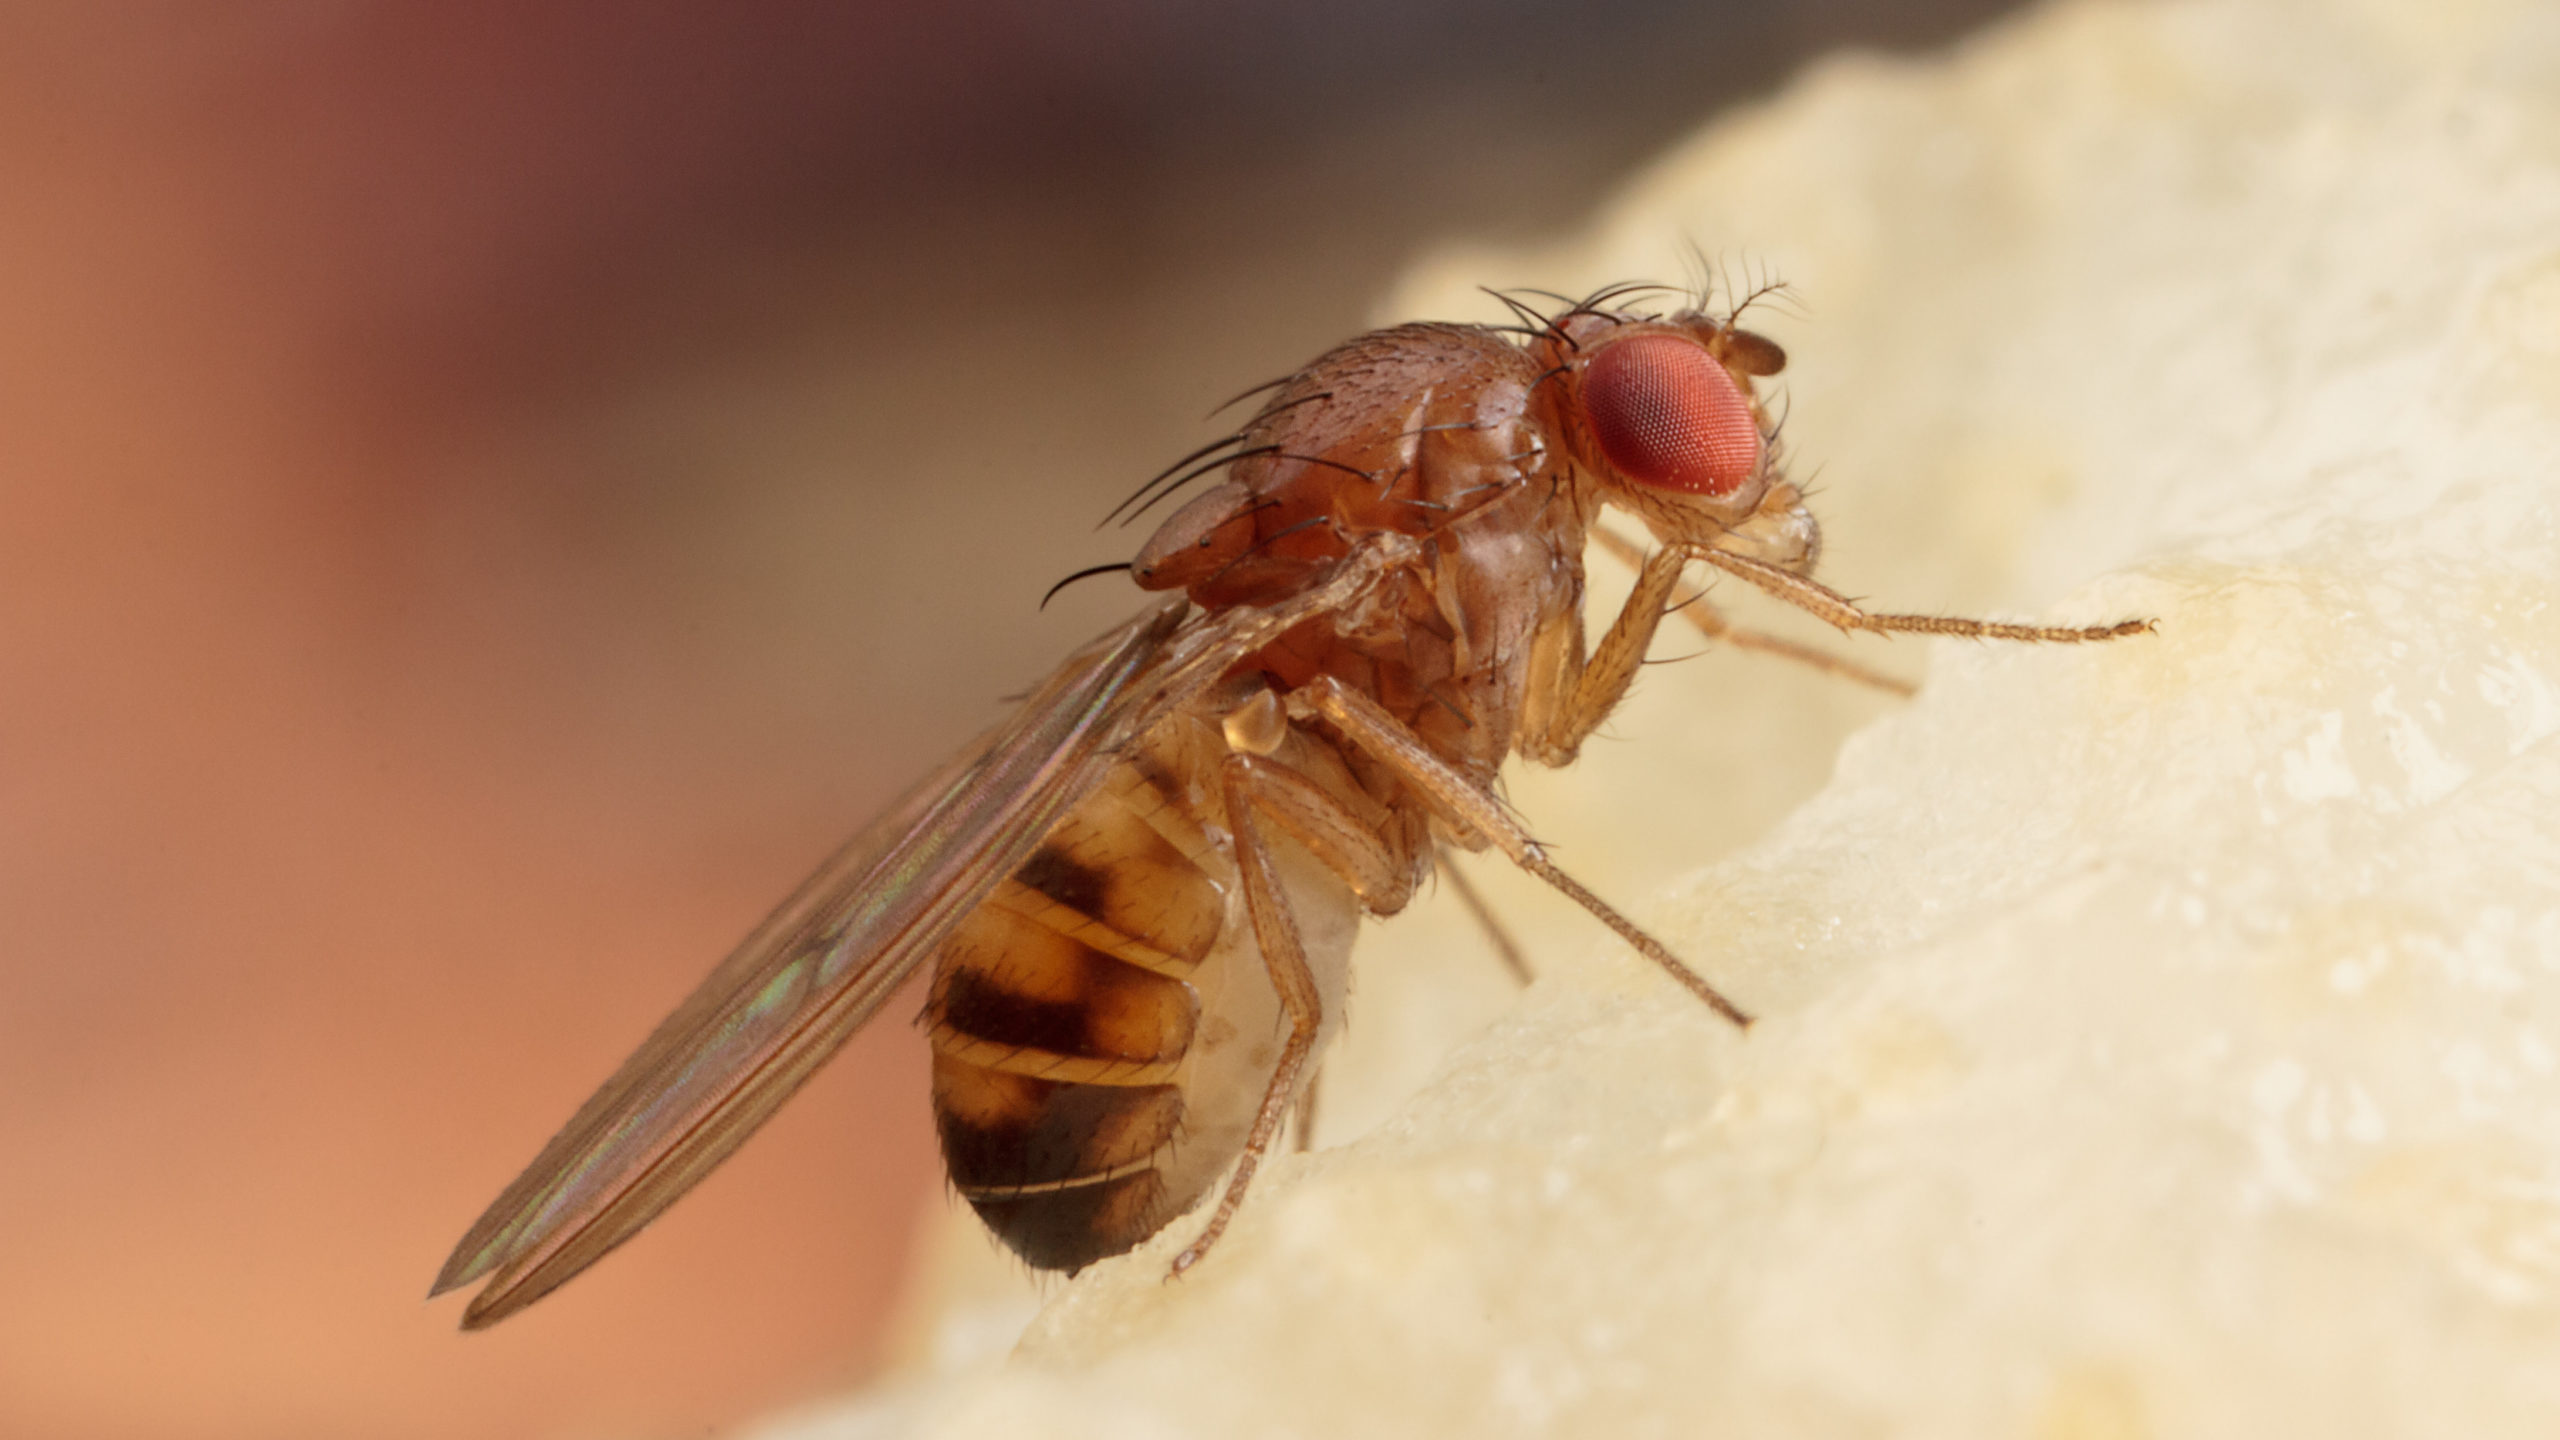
left=766, top=0, right=2560, bottom=1435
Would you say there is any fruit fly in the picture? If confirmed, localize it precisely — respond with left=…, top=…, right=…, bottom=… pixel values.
left=431, top=281, right=2148, bottom=1328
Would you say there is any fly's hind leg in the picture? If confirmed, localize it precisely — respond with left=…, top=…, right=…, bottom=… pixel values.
left=1168, top=751, right=1414, bottom=1277
left=1290, top=676, right=1752, bottom=1028
left=1299, top=843, right=1532, bottom=1161
left=1435, top=844, right=1534, bottom=987
left=1291, top=1067, right=1323, bottom=1155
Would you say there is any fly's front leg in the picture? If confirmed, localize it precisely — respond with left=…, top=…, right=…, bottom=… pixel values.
left=1520, top=542, right=1694, bottom=767
left=1664, top=592, right=1919, bottom=696
left=1697, top=547, right=2154, bottom=644
left=1289, top=676, right=1752, bottom=1028
left=1168, top=746, right=1414, bottom=1277
left=1589, top=526, right=1915, bottom=697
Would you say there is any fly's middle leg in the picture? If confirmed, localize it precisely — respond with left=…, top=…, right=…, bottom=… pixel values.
left=1167, top=750, right=1413, bottom=1277
left=1290, top=675, right=1753, bottom=1028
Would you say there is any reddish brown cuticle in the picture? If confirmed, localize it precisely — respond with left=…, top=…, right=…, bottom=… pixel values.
left=1581, top=334, right=1761, bottom=496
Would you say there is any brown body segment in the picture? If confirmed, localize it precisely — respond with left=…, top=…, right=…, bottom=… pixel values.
left=925, top=737, right=1213, bottom=1268
left=924, top=710, right=1372, bottom=1269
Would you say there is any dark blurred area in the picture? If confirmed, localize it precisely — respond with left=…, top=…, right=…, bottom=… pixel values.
left=0, top=2, right=2022, bottom=1436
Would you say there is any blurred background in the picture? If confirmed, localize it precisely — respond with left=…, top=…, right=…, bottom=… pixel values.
left=0, top=3, right=2023, bottom=1436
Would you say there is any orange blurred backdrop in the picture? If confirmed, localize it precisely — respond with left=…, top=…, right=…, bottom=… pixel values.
left=0, top=4, right=2017, bottom=1436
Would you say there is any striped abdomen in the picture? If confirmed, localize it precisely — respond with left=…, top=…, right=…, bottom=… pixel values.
left=924, top=716, right=1362, bottom=1271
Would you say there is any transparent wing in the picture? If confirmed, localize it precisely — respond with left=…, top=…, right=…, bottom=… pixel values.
left=429, top=532, right=1417, bottom=1328
left=432, top=599, right=1187, bottom=1328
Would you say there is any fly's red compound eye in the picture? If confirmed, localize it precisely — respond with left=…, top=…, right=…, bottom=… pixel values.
left=1580, top=334, right=1763, bottom=497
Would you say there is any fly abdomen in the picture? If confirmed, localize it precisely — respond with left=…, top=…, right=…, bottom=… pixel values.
left=925, top=753, right=1229, bottom=1270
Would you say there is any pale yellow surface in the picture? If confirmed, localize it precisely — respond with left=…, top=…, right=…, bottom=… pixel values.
left=767, top=0, right=2560, bottom=1434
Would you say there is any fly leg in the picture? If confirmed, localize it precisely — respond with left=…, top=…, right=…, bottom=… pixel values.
left=1291, top=1069, right=1323, bottom=1155
left=1289, top=676, right=1751, bottom=1028
left=1662, top=589, right=1918, bottom=696
left=1520, top=541, right=1693, bottom=767
left=1169, top=751, right=1415, bottom=1277
left=1523, top=539, right=1875, bottom=766
left=1591, top=526, right=1914, bottom=696
left=1695, top=547, right=2155, bottom=644
left=1295, top=846, right=1531, bottom=1161
left=1435, top=844, right=1534, bottom=986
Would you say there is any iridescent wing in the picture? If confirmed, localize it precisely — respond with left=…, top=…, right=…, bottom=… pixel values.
left=431, top=534, right=1417, bottom=1328
left=432, top=599, right=1187, bottom=1328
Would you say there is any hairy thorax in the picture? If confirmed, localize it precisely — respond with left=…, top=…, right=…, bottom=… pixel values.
left=1133, top=323, right=1596, bottom=796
